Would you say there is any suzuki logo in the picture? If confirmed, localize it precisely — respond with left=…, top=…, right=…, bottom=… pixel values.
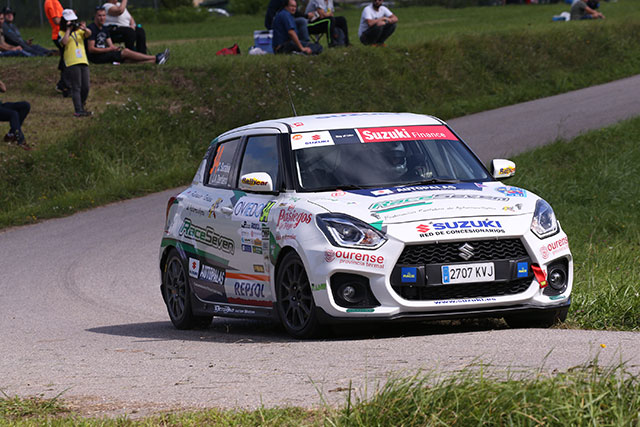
left=458, top=243, right=474, bottom=260
left=416, top=224, right=430, bottom=233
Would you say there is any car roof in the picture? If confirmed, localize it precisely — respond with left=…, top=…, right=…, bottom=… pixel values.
left=218, top=112, right=446, bottom=139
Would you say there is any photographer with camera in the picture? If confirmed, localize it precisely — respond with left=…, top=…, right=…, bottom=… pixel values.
left=59, top=9, right=92, bottom=117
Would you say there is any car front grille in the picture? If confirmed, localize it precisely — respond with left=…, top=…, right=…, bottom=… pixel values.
left=397, top=238, right=528, bottom=265
left=392, top=238, right=532, bottom=301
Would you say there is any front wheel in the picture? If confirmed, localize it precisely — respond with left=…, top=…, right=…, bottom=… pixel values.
left=162, top=248, right=212, bottom=329
left=276, top=252, right=320, bottom=339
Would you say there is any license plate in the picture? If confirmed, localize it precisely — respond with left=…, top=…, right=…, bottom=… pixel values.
left=441, top=262, right=495, bottom=284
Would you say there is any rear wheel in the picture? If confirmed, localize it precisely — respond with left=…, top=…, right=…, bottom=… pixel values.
left=162, top=248, right=212, bottom=329
left=276, top=252, right=320, bottom=339
left=505, top=306, right=568, bottom=329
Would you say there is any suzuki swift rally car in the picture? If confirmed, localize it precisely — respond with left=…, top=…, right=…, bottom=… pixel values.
left=160, top=113, right=572, bottom=338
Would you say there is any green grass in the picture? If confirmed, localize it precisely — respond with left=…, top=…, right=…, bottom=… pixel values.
left=508, top=118, right=640, bottom=331
left=2, top=361, right=639, bottom=425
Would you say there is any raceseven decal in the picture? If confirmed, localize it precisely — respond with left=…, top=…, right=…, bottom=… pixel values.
left=290, top=125, right=458, bottom=150
left=179, top=218, right=235, bottom=255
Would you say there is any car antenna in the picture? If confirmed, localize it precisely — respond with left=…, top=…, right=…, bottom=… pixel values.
left=285, top=80, right=298, bottom=116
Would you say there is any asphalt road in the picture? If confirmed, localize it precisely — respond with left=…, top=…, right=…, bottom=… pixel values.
left=1, top=76, right=640, bottom=417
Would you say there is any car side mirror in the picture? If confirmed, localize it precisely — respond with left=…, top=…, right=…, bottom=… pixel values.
left=491, top=159, right=516, bottom=179
left=239, top=172, right=273, bottom=192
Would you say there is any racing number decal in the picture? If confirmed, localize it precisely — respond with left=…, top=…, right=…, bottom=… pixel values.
left=209, top=144, right=225, bottom=176
left=260, top=201, right=276, bottom=222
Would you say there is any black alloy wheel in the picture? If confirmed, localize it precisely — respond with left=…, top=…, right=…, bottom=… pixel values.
left=162, top=248, right=212, bottom=329
left=276, top=252, right=320, bottom=338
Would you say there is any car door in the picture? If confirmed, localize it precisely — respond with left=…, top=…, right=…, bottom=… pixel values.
left=182, top=137, right=242, bottom=304
left=218, top=133, right=282, bottom=308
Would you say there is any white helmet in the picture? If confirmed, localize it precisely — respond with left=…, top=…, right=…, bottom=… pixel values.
left=388, top=142, right=407, bottom=177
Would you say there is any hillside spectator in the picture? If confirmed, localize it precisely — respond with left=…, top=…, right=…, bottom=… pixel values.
left=265, top=0, right=310, bottom=44
left=0, top=80, right=31, bottom=150
left=570, top=0, right=604, bottom=20
left=87, top=7, right=169, bottom=65
left=44, top=0, right=68, bottom=96
left=272, top=0, right=321, bottom=55
left=0, top=13, right=31, bottom=57
left=2, top=7, right=56, bottom=56
left=305, top=0, right=349, bottom=47
left=59, top=9, right=92, bottom=117
left=358, top=0, right=398, bottom=46
left=103, top=0, right=148, bottom=54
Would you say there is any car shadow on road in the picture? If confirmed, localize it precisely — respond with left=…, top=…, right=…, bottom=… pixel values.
left=87, top=317, right=510, bottom=343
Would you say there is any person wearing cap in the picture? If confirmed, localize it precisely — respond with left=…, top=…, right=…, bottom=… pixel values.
left=59, top=9, right=92, bottom=117
left=102, top=0, right=147, bottom=54
left=44, top=0, right=68, bottom=95
left=87, top=7, right=169, bottom=65
left=0, top=79, right=31, bottom=150
left=2, top=7, right=55, bottom=56
left=358, top=0, right=398, bottom=46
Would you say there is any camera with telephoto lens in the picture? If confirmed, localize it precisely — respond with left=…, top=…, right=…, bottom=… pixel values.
left=69, top=21, right=79, bottom=30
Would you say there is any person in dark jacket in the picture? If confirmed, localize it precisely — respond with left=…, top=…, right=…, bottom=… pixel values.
left=0, top=79, right=31, bottom=150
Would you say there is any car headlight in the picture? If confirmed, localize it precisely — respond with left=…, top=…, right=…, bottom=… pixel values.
left=316, top=213, right=387, bottom=249
left=531, top=199, right=558, bottom=239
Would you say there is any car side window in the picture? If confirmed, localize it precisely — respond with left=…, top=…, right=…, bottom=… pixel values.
left=238, top=135, right=280, bottom=190
left=207, top=138, right=241, bottom=187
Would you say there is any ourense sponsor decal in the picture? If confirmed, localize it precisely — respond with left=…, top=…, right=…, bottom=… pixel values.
left=324, top=249, right=384, bottom=269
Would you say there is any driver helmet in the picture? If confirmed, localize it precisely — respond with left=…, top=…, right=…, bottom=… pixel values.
left=388, top=142, right=408, bottom=177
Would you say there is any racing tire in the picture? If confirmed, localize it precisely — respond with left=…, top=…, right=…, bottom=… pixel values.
left=504, top=306, right=569, bottom=329
left=276, top=252, right=320, bottom=339
left=162, top=248, right=213, bottom=329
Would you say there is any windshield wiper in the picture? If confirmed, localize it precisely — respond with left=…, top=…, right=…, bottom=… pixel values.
left=308, top=184, right=370, bottom=192
left=399, top=178, right=461, bottom=186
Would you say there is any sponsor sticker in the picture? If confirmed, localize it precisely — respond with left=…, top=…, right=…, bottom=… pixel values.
left=188, top=257, right=200, bottom=278
left=277, top=206, right=312, bottom=229
left=517, top=262, right=528, bottom=278
left=179, top=218, right=234, bottom=254
left=199, top=264, right=226, bottom=285
left=290, top=131, right=335, bottom=150
left=495, top=186, right=527, bottom=197
left=540, top=236, right=569, bottom=259
left=356, top=125, right=457, bottom=143
left=324, top=249, right=384, bottom=269
left=311, top=283, right=327, bottom=292
left=401, top=267, right=417, bottom=283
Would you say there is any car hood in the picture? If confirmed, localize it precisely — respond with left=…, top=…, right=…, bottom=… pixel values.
left=307, top=182, right=537, bottom=224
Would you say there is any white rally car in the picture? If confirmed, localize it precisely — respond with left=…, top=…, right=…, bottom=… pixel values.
left=160, top=112, right=572, bottom=338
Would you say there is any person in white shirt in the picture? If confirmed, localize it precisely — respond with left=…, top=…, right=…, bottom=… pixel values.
left=358, top=0, right=397, bottom=46
left=102, top=0, right=147, bottom=53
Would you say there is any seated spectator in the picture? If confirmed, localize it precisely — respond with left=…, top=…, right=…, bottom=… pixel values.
left=570, top=0, right=604, bottom=20
left=103, top=0, right=148, bottom=54
left=272, top=0, right=321, bottom=55
left=265, top=0, right=309, bottom=44
left=2, top=7, right=56, bottom=57
left=0, top=79, right=31, bottom=150
left=305, top=0, right=349, bottom=47
left=358, top=0, right=397, bottom=46
left=0, top=13, right=31, bottom=57
left=87, top=7, right=169, bottom=65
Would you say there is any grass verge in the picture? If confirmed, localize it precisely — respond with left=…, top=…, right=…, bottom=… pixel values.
left=1, top=361, right=638, bottom=425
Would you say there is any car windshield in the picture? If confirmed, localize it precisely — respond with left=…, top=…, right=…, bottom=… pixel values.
left=292, top=125, right=491, bottom=191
